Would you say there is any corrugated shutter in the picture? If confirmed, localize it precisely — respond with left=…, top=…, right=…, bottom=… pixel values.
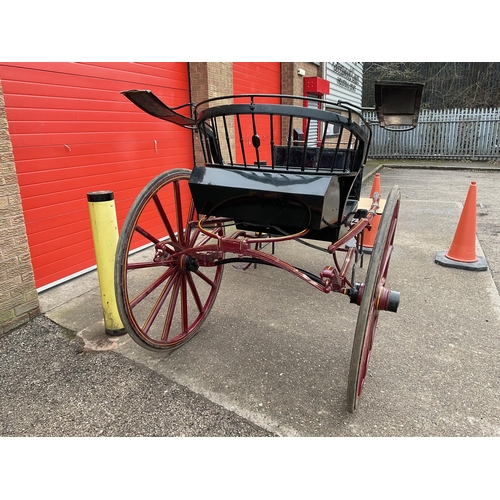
left=232, top=63, right=281, bottom=164
left=0, top=62, right=192, bottom=290
left=306, top=96, right=319, bottom=147
left=232, top=62, right=281, bottom=95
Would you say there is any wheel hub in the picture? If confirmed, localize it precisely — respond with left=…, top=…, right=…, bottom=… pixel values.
left=178, top=254, right=199, bottom=273
left=349, top=282, right=400, bottom=313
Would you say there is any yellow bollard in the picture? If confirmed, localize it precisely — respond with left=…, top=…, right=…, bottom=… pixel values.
left=87, top=191, right=126, bottom=336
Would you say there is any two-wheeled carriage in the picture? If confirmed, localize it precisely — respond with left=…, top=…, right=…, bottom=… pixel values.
left=114, top=82, right=423, bottom=412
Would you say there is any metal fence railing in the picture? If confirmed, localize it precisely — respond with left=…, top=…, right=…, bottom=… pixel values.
left=362, top=108, right=500, bottom=161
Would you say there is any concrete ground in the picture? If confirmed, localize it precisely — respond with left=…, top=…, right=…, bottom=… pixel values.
left=2, top=163, right=500, bottom=439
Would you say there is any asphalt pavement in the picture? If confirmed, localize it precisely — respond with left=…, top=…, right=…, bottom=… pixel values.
left=2, top=161, right=500, bottom=439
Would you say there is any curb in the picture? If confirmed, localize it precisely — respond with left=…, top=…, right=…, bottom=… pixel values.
left=375, top=163, right=500, bottom=172
left=362, top=164, right=385, bottom=183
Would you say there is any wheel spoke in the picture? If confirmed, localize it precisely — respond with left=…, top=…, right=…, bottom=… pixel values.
left=186, top=272, right=204, bottom=313
left=127, top=260, right=173, bottom=270
left=130, top=267, right=175, bottom=309
left=193, top=268, right=217, bottom=288
left=134, top=225, right=160, bottom=244
left=185, top=200, right=198, bottom=245
left=153, top=193, right=178, bottom=244
left=379, top=243, right=393, bottom=280
left=142, top=272, right=177, bottom=334
left=357, top=309, right=378, bottom=397
left=188, top=226, right=202, bottom=247
left=181, top=274, right=188, bottom=333
left=173, top=180, right=184, bottom=246
left=161, top=273, right=182, bottom=341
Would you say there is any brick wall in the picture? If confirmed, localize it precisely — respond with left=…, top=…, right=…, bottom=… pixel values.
left=190, top=62, right=325, bottom=161
left=0, top=80, right=39, bottom=336
left=281, top=62, right=322, bottom=97
left=280, top=62, right=322, bottom=144
left=189, top=62, right=234, bottom=165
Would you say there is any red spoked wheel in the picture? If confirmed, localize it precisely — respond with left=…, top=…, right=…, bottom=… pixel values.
left=347, top=186, right=401, bottom=412
left=114, top=169, right=224, bottom=351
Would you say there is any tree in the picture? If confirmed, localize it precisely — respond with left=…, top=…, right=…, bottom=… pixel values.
left=363, top=62, right=500, bottom=109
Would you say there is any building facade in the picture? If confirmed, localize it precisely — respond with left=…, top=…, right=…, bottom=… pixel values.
left=0, top=62, right=362, bottom=334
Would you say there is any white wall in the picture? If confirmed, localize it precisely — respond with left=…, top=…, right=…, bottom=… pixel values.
left=325, top=62, right=363, bottom=108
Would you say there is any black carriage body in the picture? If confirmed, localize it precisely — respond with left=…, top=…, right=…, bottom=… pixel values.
left=189, top=166, right=358, bottom=241
left=188, top=96, right=370, bottom=241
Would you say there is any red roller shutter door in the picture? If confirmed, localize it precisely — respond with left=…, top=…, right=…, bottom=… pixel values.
left=232, top=63, right=281, bottom=165
left=0, top=62, right=192, bottom=290
left=232, top=62, right=281, bottom=95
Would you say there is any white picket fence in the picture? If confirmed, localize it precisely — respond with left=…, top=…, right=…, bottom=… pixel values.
left=362, top=108, right=500, bottom=160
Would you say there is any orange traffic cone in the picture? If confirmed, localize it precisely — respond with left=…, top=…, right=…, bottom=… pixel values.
left=369, top=173, right=381, bottom=199
left=435, top=181, right=487, bottom=271
left=363, top=174, right=381, bottom=252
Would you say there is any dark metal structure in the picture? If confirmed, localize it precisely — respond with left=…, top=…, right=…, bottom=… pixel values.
left=114, top=83, right=422, bottom=412
left=374, top=81, right=424, bottom=130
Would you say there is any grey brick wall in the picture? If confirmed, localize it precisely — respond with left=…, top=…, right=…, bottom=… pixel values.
left=0, top=80, right=39, bottom=336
